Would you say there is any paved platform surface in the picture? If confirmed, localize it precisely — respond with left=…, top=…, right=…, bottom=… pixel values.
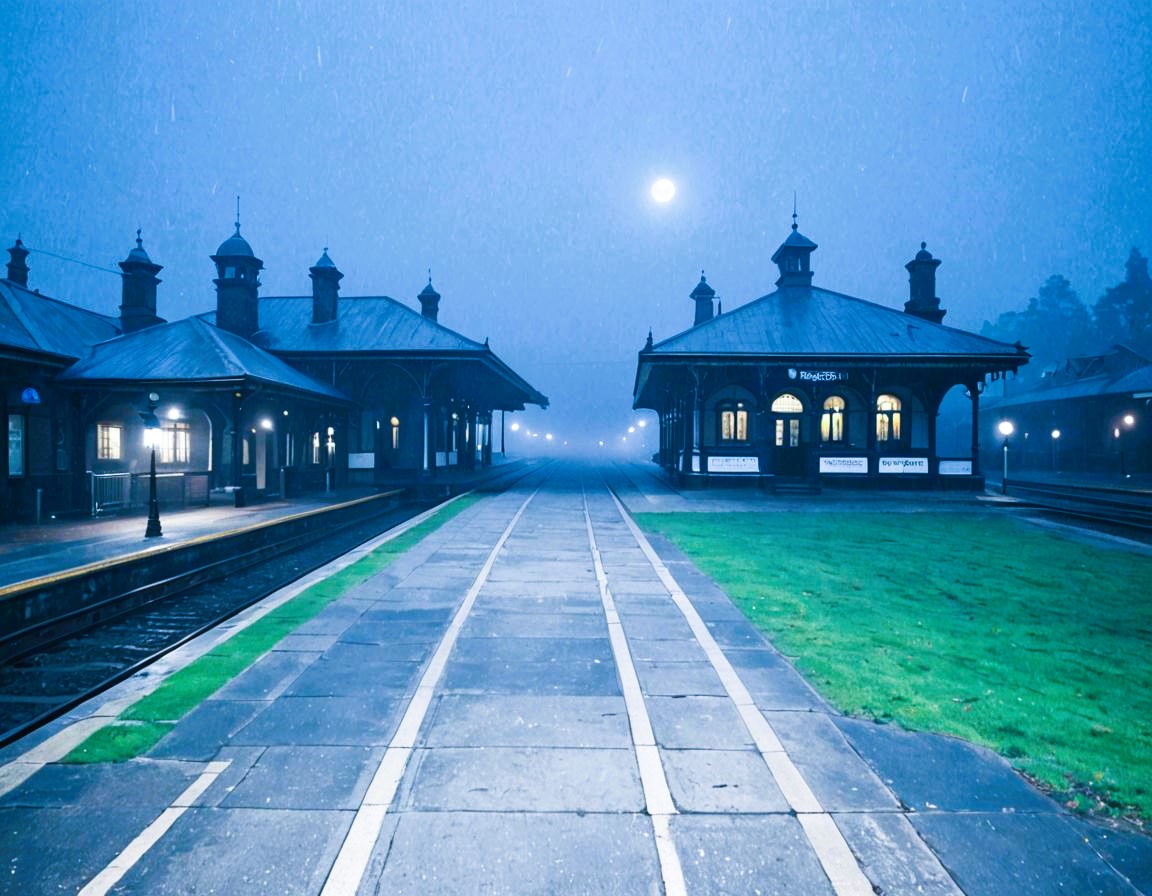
left=0, top=460, right=1149, bottom=894
left=0, top=460, right=527, bottom=589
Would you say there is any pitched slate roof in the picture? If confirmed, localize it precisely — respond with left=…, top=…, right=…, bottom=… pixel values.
left=201, top=296, right=487, bottom=355
left=57, top=317, right=348, bottom=401
left=647, top=285, right=1025, bottom=360
left=0, top=280, right=121, bottom=362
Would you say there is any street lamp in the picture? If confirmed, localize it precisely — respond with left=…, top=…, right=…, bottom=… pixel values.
left=997, top=420, right=1015, bottom=495
left=1050, top=429, right=1061, bottom=472
left=139, top=392, right=162, bottom=538
left=1120, top=414, right=1136, bottom=477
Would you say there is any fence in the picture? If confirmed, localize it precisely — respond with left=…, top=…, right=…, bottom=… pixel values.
left=90, top=471, right=211, bottom=516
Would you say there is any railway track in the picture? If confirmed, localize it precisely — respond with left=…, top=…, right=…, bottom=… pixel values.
left=0, top=492, right=435, bottom=748
left=1002, top=479, right=1152, bottom=533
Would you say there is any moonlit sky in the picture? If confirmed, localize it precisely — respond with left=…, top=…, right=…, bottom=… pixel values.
left=2, top=1, right=1150, bottom=448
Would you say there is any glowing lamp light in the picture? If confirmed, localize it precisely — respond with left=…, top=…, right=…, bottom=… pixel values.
left=638, top=420, right=647, bottom=427
left=628, top=426, right=635, bottom=433
left=260, top=418, right=273, bottom=430
left=545, top=433, right=554, bottom=441
left=510, top=422, right=521, bottom=432
left=651, top=178, right=676, bottom=203
left=390, top=416, right=400, bottom=427
left=997, top=420, right=1015, bottom=438
left=1123, top=414, right=1136, bottom=427
left=1051, top=429, right=1061, bottom=440
left=166, top=407, right=182, bottom=421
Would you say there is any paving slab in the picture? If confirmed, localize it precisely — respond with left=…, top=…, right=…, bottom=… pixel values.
left=834, top=715, right=1056, bottom=813
left=912, top=811, right=1143, bottom=895
left=230, top=694, right=402, bottom=746
left=661, top=747, right=791, bottom=812
left=831, top=812, right=965, bottom=896
left=671, top=814, right=837, bottom=895
left=423, top=695, right=632, bottom=748
left=219, top=744, right=382, bottom=810
left=110, top=807, right=352, bottom=895
left=149, top=698, right=268, bottom=760
left=646, top=695, right=756, bottom=750
left=400, top=746, right=644, bottom=812
left=369, top=811, right=661, bottom=896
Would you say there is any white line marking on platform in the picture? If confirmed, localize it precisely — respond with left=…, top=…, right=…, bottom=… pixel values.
left=78, top=760, right=230, bottom=896
left=321, top=490, right=538, bottom=896
left=583, top=495, right=684, bottom=896
left=608, top=489, right=875, bottom=896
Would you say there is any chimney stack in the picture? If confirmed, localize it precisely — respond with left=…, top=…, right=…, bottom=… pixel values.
left=419, top=274, right=441, bottom=322
left=118, top=230, right=165, bottom=333
left=6, top=236, right=29, bottom=286
left=904, top=242, right=946, bottom=323
left=691, top=272, right=715, bottom=326
left=309, top=249, right=342, bottom=324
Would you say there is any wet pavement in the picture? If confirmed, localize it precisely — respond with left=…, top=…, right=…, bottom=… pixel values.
left=0, top=460, right=1148, bottom=894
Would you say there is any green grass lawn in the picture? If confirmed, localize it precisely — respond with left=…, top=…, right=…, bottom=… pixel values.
left=64, top=495, right=480, bottom=764
left=638, top=510, right=1152, bottom=823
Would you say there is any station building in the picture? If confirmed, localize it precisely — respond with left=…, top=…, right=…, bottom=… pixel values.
left=979, top=345, right=1151, bottom=477
left=633, top=219, right=1029, bottom=490
left=1, top=226, right=546, bottom=523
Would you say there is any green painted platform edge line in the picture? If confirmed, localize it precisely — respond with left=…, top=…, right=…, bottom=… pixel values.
left=62, top=496, right=481, bottom=765
left=636, top=510, right=1152, bottom=825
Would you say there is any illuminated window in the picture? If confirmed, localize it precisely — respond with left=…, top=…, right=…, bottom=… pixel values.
left=160, top=421, right=190, bottom=464
left=97, top=423, right=122, bottom=460
left=8, top=415, right=25, bottom=476
left=312, top=432, right=321, bottom=465
left=775, top=418, right=800, bottom=447
left=771, top=393, right=804, bottom=413
left=876, top=394, right=902, bottom=442
left=821, top=396, right=845, bottom=443
left=718, top=402, right=748, bottom=442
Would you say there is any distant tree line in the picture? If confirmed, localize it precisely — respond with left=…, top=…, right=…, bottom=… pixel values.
left=981, top=248, right=1152, bottom=378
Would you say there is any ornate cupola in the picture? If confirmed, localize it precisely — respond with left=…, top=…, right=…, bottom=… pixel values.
left=418, top=272, right=441, bottom=321
left=691, top=271, right=715, bottom=326
left=770, top=209, right=817, bottom=288
left=309, top=248, right=343, bottom=325
left=6, top=236, right=29, bottom=286
left=118, top=229, right=165, bottom=333
left=904, top=242, right=946, bottom=323
left=211, top=207, right=263, bottom=338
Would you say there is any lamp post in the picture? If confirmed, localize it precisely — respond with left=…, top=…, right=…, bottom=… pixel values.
left=139, top=392, right=162, bottom=538
left=1120, top=413, right=1136, bottom=478
left=1050, top=429, right=1061, bottom=472
left=997, top=420, right=1015, bottom=495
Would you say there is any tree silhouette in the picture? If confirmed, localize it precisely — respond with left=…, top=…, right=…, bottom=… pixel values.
left=982, top=274, right=1093, bottom=379
left=1094, top=248, right=1152, bottom=356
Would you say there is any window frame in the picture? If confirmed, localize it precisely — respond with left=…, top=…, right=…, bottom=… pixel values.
left=96, top=423, right=123, bottom=460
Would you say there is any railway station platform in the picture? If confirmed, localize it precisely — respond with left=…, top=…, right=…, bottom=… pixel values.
left=0, top=460, right=1150, bottom=894
left=0, top=459, right=532, bottom=589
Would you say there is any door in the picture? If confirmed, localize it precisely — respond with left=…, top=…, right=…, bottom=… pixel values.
left=771, top=393, right=805, bottom=476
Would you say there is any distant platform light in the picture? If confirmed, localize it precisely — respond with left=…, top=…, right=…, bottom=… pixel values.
left=510, top=422, right=521, bottom=432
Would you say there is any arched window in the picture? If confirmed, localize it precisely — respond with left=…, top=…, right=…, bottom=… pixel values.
left=771, top=393, right=804, bottom=413
left=718, top=401, right=749, bottom=442
left=821, top=396, right=846, bottom=443
left=876, top=394, right=902, bottom=443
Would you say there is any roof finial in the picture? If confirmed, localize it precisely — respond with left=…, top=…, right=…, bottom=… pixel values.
left=428, top=267, right=433, bottom=285
left=234, top=196, right=241, bottom=235
left=792, top=191, right=798, bottom=231
left=136, top=227, right=143, bottom=249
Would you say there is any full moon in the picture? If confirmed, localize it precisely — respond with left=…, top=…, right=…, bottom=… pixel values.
left=651, top=178, right=676, bottom=203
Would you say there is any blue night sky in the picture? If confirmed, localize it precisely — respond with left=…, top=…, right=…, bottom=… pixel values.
left=2, top=1, right=1150, bottom=447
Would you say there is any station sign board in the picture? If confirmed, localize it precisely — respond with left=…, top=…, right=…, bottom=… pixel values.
left=939, top=460, right=973, bottom=476
left=878, top=456, right=929, bottom=474
left=819, top=456, right=867, bottom=474
left=707, top=455, right=759, bottom=473
left=787, top=368, right=846, bottom=383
